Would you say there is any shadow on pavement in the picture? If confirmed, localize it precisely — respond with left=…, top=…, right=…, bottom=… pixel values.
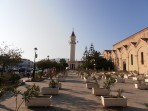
left=29, top=106, right=71, bottom=111
left=65, top=79, right=84, bottom=84
left=103, top=106, right=148, bottom=111
left=0, top=92, right=13, bottom=102
left=0, top=104, right=14, bottom=111
left=124, top=106, right=148, bottom=111
left=52, top=92, right=112, bottom=111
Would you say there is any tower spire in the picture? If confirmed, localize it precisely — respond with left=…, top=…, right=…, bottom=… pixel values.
left=71, top=28, right=76, bottom=37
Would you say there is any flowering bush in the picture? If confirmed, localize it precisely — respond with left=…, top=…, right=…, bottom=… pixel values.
left=49, top=79, right=58, bottom=88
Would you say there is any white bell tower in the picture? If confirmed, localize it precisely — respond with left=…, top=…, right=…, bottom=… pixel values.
left=70, top=31, right=76, bottom=61
left=69, top=31, right=76, bottom=69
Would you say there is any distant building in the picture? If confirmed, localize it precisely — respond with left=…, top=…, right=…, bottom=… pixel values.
left=103, top=27, right=148, bottom=74
left=50, top=58, right=69, bottom=63
left=17, top=59, right=34, bottom=69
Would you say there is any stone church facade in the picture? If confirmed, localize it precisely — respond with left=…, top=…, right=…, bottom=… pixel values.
left=103, top=27, right=148, bottom=74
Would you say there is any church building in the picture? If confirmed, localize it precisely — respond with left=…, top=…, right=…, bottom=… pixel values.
left=103, top=27, right=148, bottom=74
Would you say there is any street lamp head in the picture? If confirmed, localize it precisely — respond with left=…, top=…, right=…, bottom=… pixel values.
left=34, top=47, right=38, bottom=51
left=47, top=55, right=49, bottom=60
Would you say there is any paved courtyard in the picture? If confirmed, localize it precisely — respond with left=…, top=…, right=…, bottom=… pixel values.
left=0, top=71, right=148, bottom=111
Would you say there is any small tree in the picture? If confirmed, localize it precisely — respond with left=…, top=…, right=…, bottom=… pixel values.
left=36, top=59, right=53, bottom=71
left=0, top=43, right=22, bottom=75
left=59, top=58, right=68, bottom=70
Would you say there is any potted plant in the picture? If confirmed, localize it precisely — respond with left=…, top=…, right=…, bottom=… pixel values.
left=85, top=73, right=96, bottom=89
left=83, top=70, right=92, bottom=83
left=101, top=88, right=127, bottom=107
left=135, top=78, right=148, bottom=90
left=86, top=81, right=96, bottom=89
left=77, top=70, right=82, bottom=77
left=116, top=73, right=125, bottom=83
left=57, top=74, right=65, bottom=82
left=145, top=77, right=148, bottom=83
left=49, top=79, right=62, bottom=89
left=133, top=76, right=138, bottom=81
left=80, top=71, right=84, bottom=79
left=104, top=73, right=111, bottom=80
left=92, top=76, right=116, bottom=96
left=103, top=76, right=116, bottom=89
left=9, top=84, right=52, bottom=110
left=123, top=72, right=129, bottom=79
left=41, top=79, right=59, bottom=95
left=24, top=84, right=52, bottom=107
left=145, top=74, right=148, bottom=77
left=132, top=71, right=139, bottom=81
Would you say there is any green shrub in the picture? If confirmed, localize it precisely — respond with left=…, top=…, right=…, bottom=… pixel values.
left=0, top=76, right=8, bottom=86
left=49, top=79, right=58, bottom=88
left=9, top=74, right=20, bottom=83
left=0, top=88, right=4, bottom=97
left=9, top=84, right=40, bottom=111
left=103, top=77, right=116, bottom=89
left=36, top=72, right=43, bottom=79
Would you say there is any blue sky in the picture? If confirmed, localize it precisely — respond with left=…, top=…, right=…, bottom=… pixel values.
left=0, top=0, right=148, bottom=61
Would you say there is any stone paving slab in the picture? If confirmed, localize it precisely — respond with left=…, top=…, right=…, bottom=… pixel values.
left=0, top=71, right=148, bottom=111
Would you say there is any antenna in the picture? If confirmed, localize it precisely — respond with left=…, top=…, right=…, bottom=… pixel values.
left=72, top=27, right=74, bottom=32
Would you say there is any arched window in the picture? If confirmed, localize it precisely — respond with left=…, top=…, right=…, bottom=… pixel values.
left=131, top=54, right=133, bottom=65
left=141, top=52, right=144, bottom=64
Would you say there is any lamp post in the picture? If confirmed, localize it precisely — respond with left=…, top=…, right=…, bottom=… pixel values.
left=93, top=59, right=96, bottom=71
left=94, top=63, right=96, bottom=71
left=32, top=47, right=38, bottom=79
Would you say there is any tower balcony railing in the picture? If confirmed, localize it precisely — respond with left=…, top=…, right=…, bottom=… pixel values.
left=69, top=41, right=76, bottom=44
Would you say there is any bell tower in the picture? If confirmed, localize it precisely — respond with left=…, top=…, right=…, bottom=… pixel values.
left=69, top=30, right=76, bottom=69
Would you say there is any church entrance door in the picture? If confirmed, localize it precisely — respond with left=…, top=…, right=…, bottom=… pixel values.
left=123, top=61, right=126, bottom=71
